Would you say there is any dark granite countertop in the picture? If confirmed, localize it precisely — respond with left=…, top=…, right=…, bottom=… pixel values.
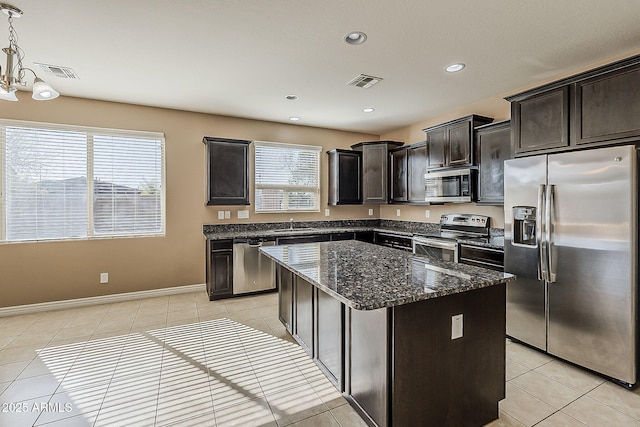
left=260, top=240, right=514, bottom=310
left=203, top=219, right=504, bottom=249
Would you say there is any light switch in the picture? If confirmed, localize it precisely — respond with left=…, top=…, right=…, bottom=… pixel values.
left=368, top=209, right=373, bottom=216
left=224, top=211, right=231, bottom=219
left=325, top=208, right=330, bottom=217
left=217, top=211, right=225, bottom=220
left=425, top=210, right=430, bottom=219
left=396, top=209, right=401, bottom=217
left=451, top=314, right=463, bottom=340
left=100, top=272, right=109, bottom=284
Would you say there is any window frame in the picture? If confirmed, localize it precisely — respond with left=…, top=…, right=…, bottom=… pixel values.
left=0, top=118, right=166, bottom=244
left=253, top=140, right=322, bottom=213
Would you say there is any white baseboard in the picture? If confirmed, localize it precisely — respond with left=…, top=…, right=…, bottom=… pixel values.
left=0, top=283, right=206, bottom=318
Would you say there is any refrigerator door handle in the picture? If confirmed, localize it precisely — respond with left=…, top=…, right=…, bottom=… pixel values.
left=537, top=184, right=547, bottom=281
left=546, top=184, right=557, bottom=283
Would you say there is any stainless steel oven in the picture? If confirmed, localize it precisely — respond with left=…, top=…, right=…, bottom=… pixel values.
left=424, top=168, right=474, bottom=203
left=412, top=236, right=458, bottom=262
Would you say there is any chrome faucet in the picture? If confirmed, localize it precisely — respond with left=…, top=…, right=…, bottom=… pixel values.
left=289, top=218, right=294, bottom=230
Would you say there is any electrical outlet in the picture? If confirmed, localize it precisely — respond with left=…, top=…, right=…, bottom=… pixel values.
left=224, top=211, right=231, bottom=219
left=425, top=209, right=430, bottom=219
left=451, top=314, right=463, bottom=339
left=100, top=272, right=109, bottom=284
left=238, top=210, right=249, bottom=219
left=368, top=209, right=373, bottom=216
left=217, top=211, right=224, bottom=220
left=396, top=209, right=401, bottom=217
left=325, top=208, right=330, bottom=217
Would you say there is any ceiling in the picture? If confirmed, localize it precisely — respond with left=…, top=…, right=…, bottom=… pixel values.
left=4, top=0, right=640, bottom=134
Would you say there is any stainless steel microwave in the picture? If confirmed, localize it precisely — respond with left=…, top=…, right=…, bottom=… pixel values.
left=424, top=168, right=474, bottom=203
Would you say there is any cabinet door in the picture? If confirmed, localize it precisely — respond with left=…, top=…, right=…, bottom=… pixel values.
left=407, top=144, right=427, bottom=203
left=426, top=128, right=446, bottom=169
left=447, top=121, right=473, bottom=166
left=389, top=148, right=408, bottom=203
left=278, top=266, right=294, bottom=333
left=328, top=150, right=362, bottom=205
left=476, top=122, right=511, bottom=205
left=574, top=64, right=640, bottom=145
left=362, top=144, right=388, bottom=203
left=315, top=289, right=344, bottom=389
left=204, top=137, right=251, bottom=205
left=512, top=87, right=569, bottom=154
left=294, top=277, right=314, bottom=356
left=208, top=251, right=233, bottom=300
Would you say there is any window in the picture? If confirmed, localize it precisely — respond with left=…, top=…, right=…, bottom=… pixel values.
left=0, top=119, right=165, bottom=243
left=254, top=141, right=321, bottom=212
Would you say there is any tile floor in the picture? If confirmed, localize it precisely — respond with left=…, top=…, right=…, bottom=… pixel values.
left=0, top=291, right=637, bottom=427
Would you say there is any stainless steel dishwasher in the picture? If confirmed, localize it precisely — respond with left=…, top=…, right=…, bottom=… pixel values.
left=232, top=237, right=276, bottom=295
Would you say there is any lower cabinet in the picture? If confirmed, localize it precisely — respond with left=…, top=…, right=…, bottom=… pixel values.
left=206, top=239, right=234, bottom=300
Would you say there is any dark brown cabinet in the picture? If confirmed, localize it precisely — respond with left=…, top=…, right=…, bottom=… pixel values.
left=407, top=142, right=427, bottom=203
left=206, top=239, right=233, bottom=300
left=510, top=87, right=569, bottom=155
left=203, top=137, right=251, bottom=206
left=389, top=147, right=408, bottom=203
left=327, top=149, right=362, bottom=205
left=507, top=54, right=640, bottom=156
left=351, top=141, right=404, bottom=204
left=424, top=115, right=493, bottom=169
left=476, top=120, right=511, bottom=205
left=389, top=142, right=427, bottom=204
left=573, top=62, right=640, bottom=146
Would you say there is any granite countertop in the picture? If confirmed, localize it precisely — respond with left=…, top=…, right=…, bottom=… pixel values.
left=260, top=240, right=514, bottom=310
left=203, top=219, right=504, bottom=249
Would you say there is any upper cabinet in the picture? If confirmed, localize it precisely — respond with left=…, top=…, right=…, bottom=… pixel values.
left=327, top=149, right=362, bottom=205
left=475, top=121, right=511, bottom=206
left=511, top=87, right=569, bottom=154
left=203, top=137, right=251, bottom=206
left=351, top=141, right=403, bottom=204
left=507, top=54, right=640, bottom=156
left=390, top=142, right=428, bottom=204
left=423, top=115, right=493, bottom=170
left=573, top=63, right=640, bottom=145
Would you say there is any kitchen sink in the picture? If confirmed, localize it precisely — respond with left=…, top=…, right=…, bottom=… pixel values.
left=267, top=228, right=320, bottom=233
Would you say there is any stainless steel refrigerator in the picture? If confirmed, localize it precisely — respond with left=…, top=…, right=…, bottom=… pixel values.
left=504, top=144, right=637, bottom=387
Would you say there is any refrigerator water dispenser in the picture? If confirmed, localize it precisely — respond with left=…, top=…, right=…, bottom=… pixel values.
left=512, top=206, right=536, bottom=246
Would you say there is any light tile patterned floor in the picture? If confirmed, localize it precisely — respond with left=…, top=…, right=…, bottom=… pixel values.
left=0, top=291, right=638, bottom=426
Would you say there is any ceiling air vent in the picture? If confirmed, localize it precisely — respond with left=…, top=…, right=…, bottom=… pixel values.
left=35, top=63, right=79, bottom=79
left=347, top=74, right=382, bottom=89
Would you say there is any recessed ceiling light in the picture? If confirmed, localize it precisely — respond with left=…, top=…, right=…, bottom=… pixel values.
left=362, top=108, right=375, bottom=113
left=445, top=63, right=465, bottom=73
left=289, top=117, right=300, bottom=121
left=344, top=31, right=367, bottom=45
left=285, top=94, right=298, bottom=101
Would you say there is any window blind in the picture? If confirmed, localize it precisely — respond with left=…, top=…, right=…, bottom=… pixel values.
left=254, top=141, right=321, bottom=212
left=0, top=119, right=165, bottom=243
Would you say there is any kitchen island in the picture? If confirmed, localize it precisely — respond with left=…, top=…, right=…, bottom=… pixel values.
left=260, top=240, right=514, bottom=427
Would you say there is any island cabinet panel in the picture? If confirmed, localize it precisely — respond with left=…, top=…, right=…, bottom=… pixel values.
left=511, top=86, right=570, bottom=155
left=347, top=307, right=389, bottom=427
left=391, top=283, right=506, bottom=427
left=278, top=266, right=294, bottom=334
left=573, top=64, right=640, bottom=145
left=315, top=289, right=344, bottom=390
left=294, top=277, right=314, bottom=356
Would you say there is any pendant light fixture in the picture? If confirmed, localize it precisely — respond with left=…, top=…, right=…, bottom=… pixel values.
left=0, top=3, right=59, bottom=101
